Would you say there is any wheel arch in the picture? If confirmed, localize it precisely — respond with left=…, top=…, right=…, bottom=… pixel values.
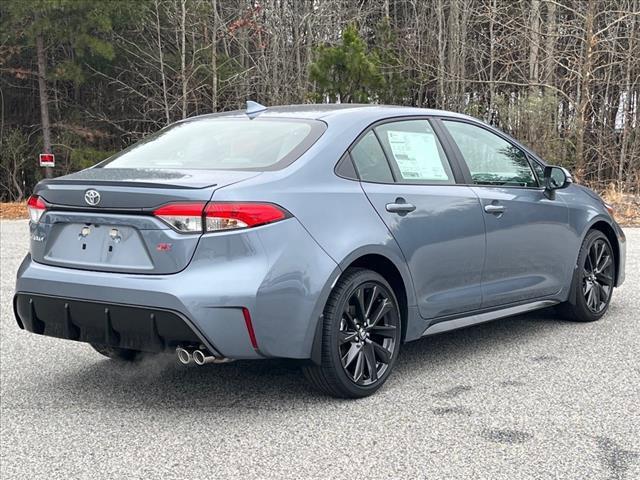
left=309, top=247, right=416, bottom=365
left=585, top=218, right=622, bottom=286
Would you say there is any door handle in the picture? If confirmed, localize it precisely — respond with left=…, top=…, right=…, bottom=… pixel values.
left=386, top=198, right=416, bottom=215
left=484, top=204, right=505, bottom=215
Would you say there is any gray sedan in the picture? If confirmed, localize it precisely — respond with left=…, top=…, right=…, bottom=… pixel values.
left=14, top=103, right=626, bottom=398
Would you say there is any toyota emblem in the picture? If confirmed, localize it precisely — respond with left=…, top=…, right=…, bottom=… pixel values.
left=84, top=189, right=101, bottom=206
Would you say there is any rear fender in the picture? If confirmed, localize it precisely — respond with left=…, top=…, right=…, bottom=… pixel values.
left=309, top=245, right=416, bottom=365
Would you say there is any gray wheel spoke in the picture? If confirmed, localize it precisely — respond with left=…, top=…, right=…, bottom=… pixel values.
left=369, top=298, right=391, bottom=328
left=354, top=288, right=367, bottom=322
left=343, top=309, right=358, bottom=329
left=370, top=339, right=392, bottom=364
left=592, top=284, right=600, bottom=309
left=353, top=351, right=364, bottom=383
left=370, top=325, right=397, bottom=338
left=597, top=272, right=613, bottom=286
left=595, top=242, right=605, bottom=268
left=597, top=254, right=611, bottom=272
left=339, top=331, right=358, bottom=344
left=595, top=283, right=607, bottom=310
left=586, top=287, right=595, bottom=309
left=342, top=343, right=362, bottom=368
left=365, top=286, right=378, bottom=319
left=587, top=247, right=596, bottom=272
left=363, top=343, right=378, bottom=382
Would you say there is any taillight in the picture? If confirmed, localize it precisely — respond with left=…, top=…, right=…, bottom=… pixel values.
left=27, top=195, right=47, bottom=223
left=204, top=202, right=287, bottom=232
left=153, top=203, right=204, bottom=233
left=153, top=202, right=288, bottom=233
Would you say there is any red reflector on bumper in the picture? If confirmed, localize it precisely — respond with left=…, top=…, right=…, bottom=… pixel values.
left=242, top=307, right=258, bottom=349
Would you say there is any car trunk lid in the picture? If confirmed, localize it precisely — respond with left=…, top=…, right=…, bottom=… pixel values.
left=30, top=168, right=260, bottom=274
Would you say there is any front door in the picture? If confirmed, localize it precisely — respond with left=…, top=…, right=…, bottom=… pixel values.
left=350, top=119, right=486, bottom=319
left=441, top=119, right=571, bottom=308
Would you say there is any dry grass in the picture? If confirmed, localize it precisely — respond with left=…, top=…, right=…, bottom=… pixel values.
left=0, top=202, right=27, bottom=220
left=600, top=184, right=640, bottom=227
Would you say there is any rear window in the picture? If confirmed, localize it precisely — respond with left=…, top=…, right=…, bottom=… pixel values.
left=99, top=117, right=325, bottom=171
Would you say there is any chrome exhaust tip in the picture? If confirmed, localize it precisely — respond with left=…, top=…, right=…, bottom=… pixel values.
left=176, top=347, right=192, bottom=365
left=193, top=349, right=232, bottom=365
left=192, top=349, right=210, bottom=365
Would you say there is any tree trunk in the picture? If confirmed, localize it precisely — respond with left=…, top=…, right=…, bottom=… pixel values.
left=211, top=0, right=218, bottom=112
left=575, top=0, right=596, bottom=178
left=180, top=0, right=188, bottom=119
left=155, top=0, right=170, bottom=124
left=436, top=0, right=446, bottom=109
left=528, top=0, right=540, bottom=94
left=36, top=33, right=52, bottom=179
left=488, top=0, right=496, bottom=119
left=543, top=0, right=556, bottom=90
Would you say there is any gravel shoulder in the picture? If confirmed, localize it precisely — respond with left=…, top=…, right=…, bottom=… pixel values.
left=1, top=219, right=639, bottom=479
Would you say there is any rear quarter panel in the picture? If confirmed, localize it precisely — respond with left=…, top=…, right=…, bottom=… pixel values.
left=209, top=115, right=420, bottom=347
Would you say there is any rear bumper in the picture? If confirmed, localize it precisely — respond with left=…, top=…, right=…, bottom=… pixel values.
left=14, top=293, right=210, bottom=354
left=14, top=218, right=339, bottom=360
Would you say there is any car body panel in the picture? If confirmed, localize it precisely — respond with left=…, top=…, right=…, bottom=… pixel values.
left=471, top=185, right=573, bottom=308
left=360, top=182, right=486, bottom=318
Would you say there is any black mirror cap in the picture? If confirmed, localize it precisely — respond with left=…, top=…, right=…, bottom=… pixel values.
left=544, top=166, right=573, bottom=191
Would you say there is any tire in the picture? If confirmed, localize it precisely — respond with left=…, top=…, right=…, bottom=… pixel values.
left=90, top=343, right=143, bottom=362
left=559, top=230, right=615, bottom=322
left=302, top=267, right=402, bottom=398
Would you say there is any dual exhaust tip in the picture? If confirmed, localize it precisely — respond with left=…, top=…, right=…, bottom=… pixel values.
left=176, top=347, right=231, bottom=365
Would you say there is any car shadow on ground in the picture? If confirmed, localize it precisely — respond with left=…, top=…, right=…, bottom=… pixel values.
left=33, top=309, right=572, bottom=409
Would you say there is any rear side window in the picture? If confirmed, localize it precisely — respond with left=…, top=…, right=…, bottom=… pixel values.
left=350, top=131, right=394, bottom=183
left=375, top=120, right=454, bottom=184
left=443, top=120, right=537, bottom=187
left=99, top=117, right=325, bottom=171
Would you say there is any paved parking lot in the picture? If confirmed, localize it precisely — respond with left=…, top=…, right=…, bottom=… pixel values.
left=1, top=219, right=638, bottom=479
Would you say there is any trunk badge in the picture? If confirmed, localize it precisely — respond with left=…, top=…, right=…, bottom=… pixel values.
left=84, top=189, right=101, bottom=206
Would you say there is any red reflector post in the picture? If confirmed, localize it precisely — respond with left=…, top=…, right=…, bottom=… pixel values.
left=242, top=307, right=258, bottom=349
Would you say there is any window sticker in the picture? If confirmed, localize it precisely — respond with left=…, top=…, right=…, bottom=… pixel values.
left=386, top=131, right=449, bottom=181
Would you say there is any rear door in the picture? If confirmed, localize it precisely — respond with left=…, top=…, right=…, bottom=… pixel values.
left=440, top=119, right=571, bottom=308
left=353, top=119, right=486, bottom=319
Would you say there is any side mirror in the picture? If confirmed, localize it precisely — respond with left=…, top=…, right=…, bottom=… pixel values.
left=543, top=166, right=572, bottom=199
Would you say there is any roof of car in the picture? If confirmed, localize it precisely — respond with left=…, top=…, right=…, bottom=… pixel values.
left=183, top=103, right=475, bottom=123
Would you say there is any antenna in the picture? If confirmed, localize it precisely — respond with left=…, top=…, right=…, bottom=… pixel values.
left=245, top=101, right=267, bottom=119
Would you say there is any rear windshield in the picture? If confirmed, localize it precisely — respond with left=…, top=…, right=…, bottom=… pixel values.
left=99, top=117, right=325, bottom=171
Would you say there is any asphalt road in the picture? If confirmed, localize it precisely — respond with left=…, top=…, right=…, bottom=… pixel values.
left=1, top=219, right=638, bottom=479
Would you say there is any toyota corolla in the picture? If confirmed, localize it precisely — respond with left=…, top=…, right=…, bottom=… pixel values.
left=14, top=103, right=625, bottom=398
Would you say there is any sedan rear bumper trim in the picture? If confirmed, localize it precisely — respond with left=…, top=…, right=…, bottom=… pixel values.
left=14, top=292, right=223, bottom=356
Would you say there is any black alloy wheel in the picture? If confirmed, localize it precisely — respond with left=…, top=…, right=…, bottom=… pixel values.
left=338, top=282, right=399, bottom=386
left=302, top=268, right=402, bottom=398
left=582, top=237, right=614, bottom=314
left=560, top=229, right=615, bottom=322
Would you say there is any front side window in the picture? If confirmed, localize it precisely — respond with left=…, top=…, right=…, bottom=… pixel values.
left=350, top=131, right=394, bottom=183
left=443, top=121, right=538, bottom=187
left=99, top=117, right=324, bottom=171
left=375, top=120, right=454, bottom=184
